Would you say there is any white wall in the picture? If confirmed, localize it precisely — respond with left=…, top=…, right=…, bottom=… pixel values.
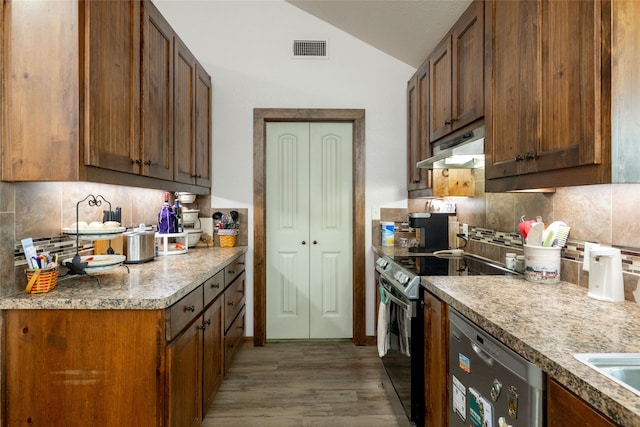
left=154, top=0, right=414, bottom=336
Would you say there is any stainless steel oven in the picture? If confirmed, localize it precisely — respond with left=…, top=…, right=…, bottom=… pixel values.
left=376, top=253, right=520, bottom=426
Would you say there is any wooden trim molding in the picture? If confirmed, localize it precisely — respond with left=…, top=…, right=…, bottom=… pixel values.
left=253, top=108, right=366, bottom=346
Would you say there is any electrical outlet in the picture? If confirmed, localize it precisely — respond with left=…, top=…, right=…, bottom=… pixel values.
left=371, top=207, right=381, bottom=220
left=583, top=242, right=600, bottom=272
left=461, top=223, right=469, bottom=239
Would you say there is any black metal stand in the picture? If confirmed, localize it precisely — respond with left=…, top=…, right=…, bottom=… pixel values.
left=63, top=194, right=126, bottom=286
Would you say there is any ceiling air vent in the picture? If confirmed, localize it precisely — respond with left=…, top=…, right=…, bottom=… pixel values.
left=292, top=39, right=328, bottom=59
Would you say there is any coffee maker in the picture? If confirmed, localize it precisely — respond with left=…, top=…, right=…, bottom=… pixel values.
left=408, top=212, right=450, bottom=252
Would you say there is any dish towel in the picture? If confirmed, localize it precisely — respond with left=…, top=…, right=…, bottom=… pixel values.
left=398, top=307, right=411, bottom=357
left=377, top=301, right=390, bottom=357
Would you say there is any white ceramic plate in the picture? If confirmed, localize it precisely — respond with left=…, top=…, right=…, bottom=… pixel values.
left=63, top=227, right=126, bottom=235
left=62, top=227, right=125, bottom=240
left=63, top=255, right=126, bottom=274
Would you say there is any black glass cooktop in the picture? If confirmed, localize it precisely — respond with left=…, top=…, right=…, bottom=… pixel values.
left=390, top=254, right=519, bottom=277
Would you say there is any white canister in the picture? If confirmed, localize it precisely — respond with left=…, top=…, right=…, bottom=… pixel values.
left=381, top=222, right=394, bottom=247
left=523, top=245, right=561, bottom=284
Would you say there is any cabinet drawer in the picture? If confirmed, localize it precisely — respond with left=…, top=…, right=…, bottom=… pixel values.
left=166, top=285, right=204, bottom=341
left=224, top=271, right=246, bottom=332
left=224, top=306, right=245, bottom=374
left=204, top=269, right=225, bottom=307
left=224, top=254, right=245, bottom=286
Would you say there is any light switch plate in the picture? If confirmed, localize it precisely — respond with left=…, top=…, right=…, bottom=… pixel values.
left=461, top=223, right=469, bottom=239
left=583, top=242, right=600, bottom=272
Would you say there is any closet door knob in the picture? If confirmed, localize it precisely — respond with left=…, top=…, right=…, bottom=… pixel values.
left=313, top=240, right=318, bottom=245
left=301, top=241, right=306, bottom=245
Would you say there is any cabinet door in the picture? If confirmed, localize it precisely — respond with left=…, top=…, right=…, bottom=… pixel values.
left=423, top=290, right=448, bottom=427
left=202, top=297, right=224, bottom=417
left=84, top=0, right=141, bottom=174
left=547, top=379, right=617, bottom=427
left=141, top=1, right=174, bottom=180
left=538, top=0, right=600, bottom=170
left=485, top=0, right=540, bottom=180
left=451, top=0, right=484, bottom=131
left=166, top=320, right=202, bottom=427
left=429, top=36, right=453, bottom=142
left=195, top=65, right=212, bottom=187
left=174, top=37, right=197, bottom=184
left=407, top=61, right=432, bottom=194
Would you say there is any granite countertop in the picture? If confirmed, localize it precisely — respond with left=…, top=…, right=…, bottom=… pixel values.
left=372, top=245, right=640, bottom=426
left=0, top=246, right=247, bottom=310
left=423, top=272, right=640, bottom=427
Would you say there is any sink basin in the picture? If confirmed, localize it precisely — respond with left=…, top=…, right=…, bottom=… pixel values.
left=574, top=353, right=640, bottom=397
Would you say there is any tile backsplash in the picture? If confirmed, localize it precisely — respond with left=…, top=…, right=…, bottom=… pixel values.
left=0, top=181, right=246, bottom=297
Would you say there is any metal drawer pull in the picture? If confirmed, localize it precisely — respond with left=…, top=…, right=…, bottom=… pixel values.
left=185, top=305, right=196, bottom=312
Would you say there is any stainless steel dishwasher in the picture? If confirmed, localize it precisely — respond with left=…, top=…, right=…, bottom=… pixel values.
left=448, top=308, right=545, bottom=427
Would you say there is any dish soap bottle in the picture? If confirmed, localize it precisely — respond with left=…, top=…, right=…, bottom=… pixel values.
left=158, top=192, right=176, bottom=234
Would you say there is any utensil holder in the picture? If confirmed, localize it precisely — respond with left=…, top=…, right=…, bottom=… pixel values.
left=523, top=244, right=561, bottom=284
left=25, top=267, right=59, bottom=293
left=218, top=229, right=238, bottom=247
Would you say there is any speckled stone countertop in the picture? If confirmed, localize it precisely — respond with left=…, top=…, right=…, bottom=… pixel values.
left=372, top=245, right=640, bottom=426
left=0, top=247, right=247, bottom=310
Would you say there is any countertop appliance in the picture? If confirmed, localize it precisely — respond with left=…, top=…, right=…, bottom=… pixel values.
left=123, top=229, right=155, bottom=264
left=449, top=308, right=545, bottom=427
left=375, top=253, right=519, bottom=426
left=408, top=212, right=451, bottom=252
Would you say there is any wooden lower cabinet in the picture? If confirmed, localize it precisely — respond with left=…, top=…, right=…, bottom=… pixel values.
left=202, top=297, right=224, bottom=417
left=3, top=260, right=246, bottom=426
left=422, top=289, right=448, bottom=427
left=167, top=316, right=203, bottom=427
left=547, top=378, right=617, bottom=427
left=4, top=310, right=165, bottom=426
left=225, top=306, right=246, bottom=373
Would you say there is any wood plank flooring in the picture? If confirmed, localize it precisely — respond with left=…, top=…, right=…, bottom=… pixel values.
left=203, top=340, right=413, bottom=427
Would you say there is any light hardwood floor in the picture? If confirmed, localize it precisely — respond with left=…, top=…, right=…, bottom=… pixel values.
left=203, top=340, right=413, bottom=427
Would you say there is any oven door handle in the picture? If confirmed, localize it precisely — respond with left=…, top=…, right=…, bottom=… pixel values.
left=380, top=287, right=411, bottom=312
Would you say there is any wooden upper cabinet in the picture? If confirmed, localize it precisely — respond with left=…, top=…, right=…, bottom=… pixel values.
left=195, top=65, right=212, bottom=188
left=407, top=60, right=431, bottom=196
left=174, top=37, right=197, bottom=185
left=83, top=0, right=141, bottom=175
left=485, top=0, right=640, bottom=191
left=429, top=0, right=484, bottom=143
left=141, top=1, right=175, bottom=181
left=486, top=0, right=601, bottom=181
left=2, top=0, right=212, bottom=193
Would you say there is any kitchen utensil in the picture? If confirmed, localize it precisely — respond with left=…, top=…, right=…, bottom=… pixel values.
left=587, top=247, right=624, bottom=302
left=555, top=225, right=571, bottom=248
left=542, top=221, right=566, bottom=247
left=526, top=222, right=544, bottom=246
left=518, top=219, right=536, bottom=240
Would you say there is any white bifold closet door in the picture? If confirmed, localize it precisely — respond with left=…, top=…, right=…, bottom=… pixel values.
left=266, top=122, right=353, bottom=339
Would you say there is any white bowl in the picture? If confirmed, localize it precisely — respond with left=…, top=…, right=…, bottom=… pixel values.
left=177, top=192, right=196, bottom=204
left=184, top=229, right=202, bottom=247
left=182, top=209, right=200, bottom=224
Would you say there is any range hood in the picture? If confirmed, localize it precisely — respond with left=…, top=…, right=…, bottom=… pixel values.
left=417, top=125, right=485, bottom=169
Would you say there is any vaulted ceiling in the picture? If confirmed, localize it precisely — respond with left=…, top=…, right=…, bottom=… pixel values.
left=287, top=0, right=472, bottom=68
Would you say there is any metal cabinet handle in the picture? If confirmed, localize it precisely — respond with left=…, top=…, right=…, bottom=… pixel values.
left=144, top=160, right=151, bottom=166
left=212, top=283, right=220, bottom=289
left=313, top=240, right=318, bottom=245
left=185, top=305, right=196, bottom=312
left=134, top=159, right=143, bottom=165
left=228, top=301, right=234, bottom=306
left=524, top=152, right=534, bottom=160
left=302, top=241, right=306, bottom=245
left=515, top=154, right=524, bottom=162
left=228, top=270, right=234, bottom=275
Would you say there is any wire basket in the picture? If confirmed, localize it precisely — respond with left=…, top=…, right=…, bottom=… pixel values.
left=218, top=229, right=238, bottom=247
left=25, top=267, right=59, bottom=294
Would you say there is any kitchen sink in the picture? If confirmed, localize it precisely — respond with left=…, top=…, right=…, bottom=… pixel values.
left=574, top=353, right=640, bottom=397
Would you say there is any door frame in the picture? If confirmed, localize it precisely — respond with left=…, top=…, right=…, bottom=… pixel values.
left=253, top=108, right=366, bottom=346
